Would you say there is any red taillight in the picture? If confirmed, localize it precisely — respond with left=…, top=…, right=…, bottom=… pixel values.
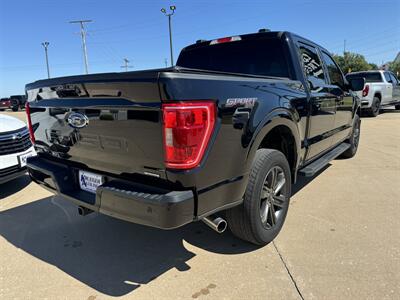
left=25, top=102, right=35, bottom=143
left=162, top=101, right=216, bottom=169
left=362, top=85, right=369, bottom=97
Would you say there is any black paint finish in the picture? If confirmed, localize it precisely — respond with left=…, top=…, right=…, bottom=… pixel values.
left=25, top=31, right=360, bottom=224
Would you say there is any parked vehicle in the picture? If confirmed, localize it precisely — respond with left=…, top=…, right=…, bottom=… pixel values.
left=346, top=70, right=400, bottom=117
left=0, top=114, right=36, bottom=184
left=9, top=95, right=27, bottom=111
left=0, top=98, right=11, bottom=111
left=25, top=31, right=364, bottom=245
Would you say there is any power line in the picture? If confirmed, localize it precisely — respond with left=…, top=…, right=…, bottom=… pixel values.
left=87, top=6, right=210, bottom=35
left=69, top=19, right=92, bottom=74
left=349, top=39, right=400, bottom=55
left=329, top=30, right=400, bottom=53
left=327, top=27, right=399, bottom=49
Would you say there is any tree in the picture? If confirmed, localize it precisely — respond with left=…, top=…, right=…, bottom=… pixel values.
left=389, top=61, right=400, bottom=76
left=333, top=52, right=372, bottom=74
left=368, top=63, right=378, bottom=70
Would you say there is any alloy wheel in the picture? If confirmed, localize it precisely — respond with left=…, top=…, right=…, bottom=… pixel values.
left=260, top=166, right=287, bottom=229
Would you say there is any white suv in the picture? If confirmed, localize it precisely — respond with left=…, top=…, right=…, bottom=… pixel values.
left=0, top=114, right=36, bottom=184
left=346, top=70, right=400, bottom=117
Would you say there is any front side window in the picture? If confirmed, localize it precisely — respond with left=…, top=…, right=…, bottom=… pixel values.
left=321, top=51, right=345, bottom=89
left=298, top=43, right=326, bottom=90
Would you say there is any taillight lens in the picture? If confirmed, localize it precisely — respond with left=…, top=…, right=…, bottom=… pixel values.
left=25, top=102, right=35, bottom=143
left=162, top=101, right=216, bottom=169
left=362, top=85, right=369, bottom=97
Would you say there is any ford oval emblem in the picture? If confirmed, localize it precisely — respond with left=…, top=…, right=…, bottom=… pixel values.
left=67, top=112, right=89, bottom=129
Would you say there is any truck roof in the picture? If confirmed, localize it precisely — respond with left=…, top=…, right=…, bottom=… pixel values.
left=182, top=30, right=331, bottom=58
left=347, top=70, right=384, bottom=74
left=181, top=30, right=287, bottom=52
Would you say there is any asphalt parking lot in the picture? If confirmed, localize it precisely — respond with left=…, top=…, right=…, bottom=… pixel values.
left=1, top=110, right=399, bottom=299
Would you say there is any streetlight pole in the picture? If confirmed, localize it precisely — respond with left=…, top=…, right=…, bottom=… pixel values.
left=41, top=42, right=50, bottom=79
left=161, top=5, right=176, bottom=67
left=69, top=20, right=92, bottom=74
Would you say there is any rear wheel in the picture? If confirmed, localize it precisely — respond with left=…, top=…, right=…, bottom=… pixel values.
left=225, top=149, right=291, bottom=245
left=340, top=114, right=360, bottom=159
left=395, top=104, right=400, bottom=110
left=367, top=97, right=380, bottom=117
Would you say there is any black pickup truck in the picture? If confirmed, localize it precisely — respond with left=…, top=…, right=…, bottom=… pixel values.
left=25, top=31, right=364, bottom=245
left=10, top=95, right=27, bottom=111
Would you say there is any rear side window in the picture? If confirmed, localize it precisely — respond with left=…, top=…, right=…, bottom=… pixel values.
left=321, top=51, right=345, bottom=89
left=177, top=38, right=290, bottom=78
left=297, top=43, right=326, bottom=90
left=389, top=73, right=399, bottom=84
left=346, top=72, right=383, bottom=83
left=384, top=72, right=392, bottom=82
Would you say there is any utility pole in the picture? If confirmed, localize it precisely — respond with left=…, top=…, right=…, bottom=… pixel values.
left=161, top=5, right=176, bottom=66
left=164, top=58, right=168, bottom=67
left=41, top=41, right=50, bottom=79
left=120, top=58, right=133, bottom=72
left=69, top=19, right=92, bottom=74
left=343, top=39, right=347, bottom=72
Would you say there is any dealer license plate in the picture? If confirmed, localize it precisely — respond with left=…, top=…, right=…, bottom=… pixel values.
left=78, top=170, right=103, bottom=194
left=19, top=151, right=34, bottom=167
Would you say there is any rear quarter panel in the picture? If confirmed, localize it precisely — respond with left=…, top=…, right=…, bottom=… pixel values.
left=159, top=72, right=308, bottom=215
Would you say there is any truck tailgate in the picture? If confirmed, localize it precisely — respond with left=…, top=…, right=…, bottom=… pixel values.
left=26, top=71, right=165, bottom=177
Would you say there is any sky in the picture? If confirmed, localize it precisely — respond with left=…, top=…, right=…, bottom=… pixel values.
left=0, top=0, right=399, bottom=97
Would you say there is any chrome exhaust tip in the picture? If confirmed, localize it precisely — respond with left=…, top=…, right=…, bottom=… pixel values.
left=202, top=215, right=227, bottom=233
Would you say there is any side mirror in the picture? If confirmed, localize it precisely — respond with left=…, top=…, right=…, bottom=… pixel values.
left=308, top=79, right=323, bottom=91
left=348, top=77, right=365, bottom=91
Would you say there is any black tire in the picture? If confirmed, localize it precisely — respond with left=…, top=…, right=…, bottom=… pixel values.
left=395, top=104, right=400, bottom=110
left=225, top=149, right=291, bottom=245
left=367, top=97, right=380, bottom=117
left=340, top=114, right=361, bottom=159
left=12, top=106, right=19, bottom=112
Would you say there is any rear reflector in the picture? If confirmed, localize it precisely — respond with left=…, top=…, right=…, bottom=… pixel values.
left=210, top=36, right=241, bottom=45
left=162, top=101, right=216, bottom=169
left=25, top=102, right=35, bottom=143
